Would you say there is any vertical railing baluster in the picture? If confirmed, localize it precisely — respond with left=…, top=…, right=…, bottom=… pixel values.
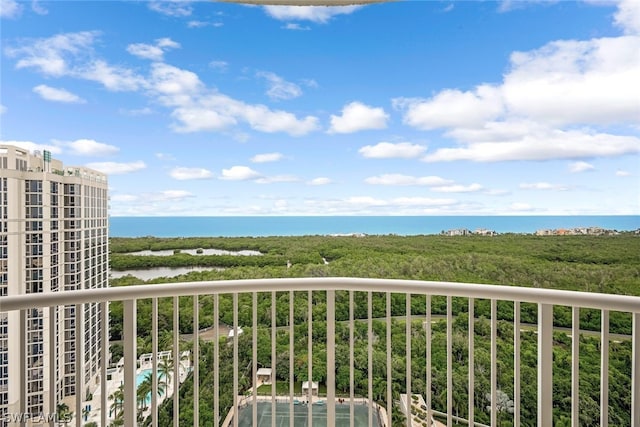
left=406, top=293, right=411, bottom=427
left=252, top=292, right=257, bottom=427
left=123, top=300, right=136, bottom=427
left=214, top=294, right=219, bottom=427
left=19, top=309, right=26, bottom=422
left=386, top=292, right=392, bottom=426
left=308, top=290, right=313, bottom=426
left=468, top=298, right=475, bottom=427
left=490, top=299, right=497, bottom=427
left=368, top=291, right=373, bottom=426
left=193, top=296, right=199, bottom=427
left=152, top=298, right=158, bottom=427
left=538, top=303, right=553, bottom=427
left=426, top=295, right=432, bottom=427
left=233, top=293, right=238, bottom=427
left=601, top=309, right=609, bottom=427
left=100, top=301, right=108, bottom=427
left=48, top=306, right=55, bottom=427
left=514, top=301, right=520, bottom=427
left=327, top=290, right=336, bottom=426
left=289, top=291, right=294, bottom=427
left=173, top=296, right=179, bottom=427
left=272, top=291, right=276, bottom=427
left=571, top=307, right=580, bottom=427
left=349, top=291, right=354, bottom=427
left=632, top=312, right=640, bottom=427
left=75, top=303, right=83, bottom=427
left=447, top=296, right=453, bottom=427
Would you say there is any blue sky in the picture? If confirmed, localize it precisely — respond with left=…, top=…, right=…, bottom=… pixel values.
left=1, top=0, right=638, bottom=216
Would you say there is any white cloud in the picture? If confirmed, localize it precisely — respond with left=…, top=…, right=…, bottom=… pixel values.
left=359, top=142, right=426, bottom=159
left=502, top=36, right=640, bottom=127
left=431, top=183, right=483, bottom=193
left=0, top=140, right=61, bottom=154
left=423, top=125, right=640, bottom=162
left=6, top=32, right=147, bottom=91
left=6, top=31, right=99, bottom=77
left=80, top=60, right=145, bottom=91
left=209, top=60, right=228, bottom=72
left=85, top=161, right=146, bottom=175
left=568, top=161, right=595, bottom=173
left=394, top=4, right=640, bottom=165
left=329, top=101, right=389, bottom=134
left=148, top=63, right=319, bottom=136
left=111, top=194, right=138, bottom=202
left=308, top=177, right=331, bottom=185
left=155, top=152, right=175, bottom=161
left=257, top=71, right=302, bottom=100
left=255, top=175, right=299, bottom=184
left=0, top=0, right=22, bottom=18
left=0, top=104, right=7, bottom=115
left=170, top=167, right=213, bottom=180
left=364, top=174, right=452, bottom=186
left=31, top=0, right=47, bottom=15
left=251, top=152, right=283, bottom=163
left=394, top=85, right=503, bottom=130
left=148, top=0, right=192, bottom=17
left=510, top=202, right=535, bottom=211
left=221, top=166, right=261, bottom=181
left=392, top=197, right=458, bottom=207
left=33, top=84, right=85, bottom=103
left=120, top=107, right=153, bottom=116
left=614, top=0, right=640, bottom=35
left=152, top=190, right=194, bottom=201
left=520, top=182, right=569, bottom=191
left=616, top=170, right=631, bottom=176
left=127, top=38, right=180, bottom=61
left=61, top=139, right=119, bottom=156
left=263, top=5, right=361, bottom=23
left=283, top=23, right=310, bottom=31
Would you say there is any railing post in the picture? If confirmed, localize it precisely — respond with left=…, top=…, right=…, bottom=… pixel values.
left=173, top=296, right=179, bottom=427
left=152, top=298, right=158, bottom=427
left=632, top=312, right=640, bottom=427
left=447, top=296, right=453, bottom=427
left=600, top=310, right=609, bottom=427
left=538, top=303, right=553, bottom=427
left=490, top=299, right=497, bottom=427
left=193, top=295, right=199, bottom=427
left=514, top=301, right=520, bottom=427
left=468, top=298, right=475, bottom=427
left=571, top=307, right=580, bottom=427
left=123, top=299, right=137, bottom=427
left=327, top=290, right=335, bottom=426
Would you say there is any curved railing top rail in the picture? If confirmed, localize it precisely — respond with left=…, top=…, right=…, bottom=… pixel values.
left=2, top=277, right=640, bottom=313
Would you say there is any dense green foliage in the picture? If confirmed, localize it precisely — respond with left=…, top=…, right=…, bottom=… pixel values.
left=108, top=234, right=640, bottom=426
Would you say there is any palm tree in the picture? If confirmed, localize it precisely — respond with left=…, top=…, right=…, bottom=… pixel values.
left=158, top=355, right=174, bottom=387
left=108, top=385, right=124, bottom=420
left=138, top=371, right=166, bottom=411
left=56, top=402, right=72, bottom=426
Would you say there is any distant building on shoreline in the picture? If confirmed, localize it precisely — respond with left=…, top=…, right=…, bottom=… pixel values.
left=534, top=227, right=618, bottom=236
left=442, top=228, right=496, bottom=236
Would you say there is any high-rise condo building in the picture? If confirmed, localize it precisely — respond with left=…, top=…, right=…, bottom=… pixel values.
left=0, top=144, right=109, bottom=420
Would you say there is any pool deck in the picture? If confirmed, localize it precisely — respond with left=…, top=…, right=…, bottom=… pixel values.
left=78, top=352, right=192, bottom=425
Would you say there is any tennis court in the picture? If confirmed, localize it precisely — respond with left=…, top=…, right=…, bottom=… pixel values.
left=236, top=401, right=382, bottom=427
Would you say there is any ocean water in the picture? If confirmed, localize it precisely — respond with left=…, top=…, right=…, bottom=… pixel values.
left=109, top=216, right=639, bottom=238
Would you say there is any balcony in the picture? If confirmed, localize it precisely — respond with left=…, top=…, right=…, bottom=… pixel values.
left=2, top=278, right=640, bottom=427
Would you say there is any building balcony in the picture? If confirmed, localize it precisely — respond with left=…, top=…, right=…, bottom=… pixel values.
left=2, top=278, right=640, bottom=427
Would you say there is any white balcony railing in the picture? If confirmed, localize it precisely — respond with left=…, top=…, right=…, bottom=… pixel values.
left=2, top=278, right=640, bottom=427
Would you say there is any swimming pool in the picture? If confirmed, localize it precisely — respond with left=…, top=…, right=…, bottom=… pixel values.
left=135, top=369, right=165, bottom=403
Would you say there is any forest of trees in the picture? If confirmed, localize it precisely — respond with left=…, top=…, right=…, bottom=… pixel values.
left=107, top=234, right=640, bottom=426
